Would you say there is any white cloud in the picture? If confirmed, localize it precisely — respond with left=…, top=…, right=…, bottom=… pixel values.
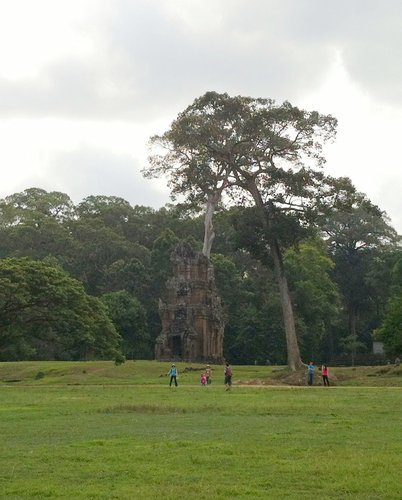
left=0, top=116, right=170, bottom=205
left=0, top=0, right=401, bottom=232
left=44, top=145, right=169, bottom=207
left=301, top=52, right=402, bottom=230
left=0, top=0, right=97, bottom=79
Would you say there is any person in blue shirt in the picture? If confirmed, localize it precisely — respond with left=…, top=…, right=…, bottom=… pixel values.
left=168, top=364, right=178, bottom=386
left=307, top=361, right=316, bottom=386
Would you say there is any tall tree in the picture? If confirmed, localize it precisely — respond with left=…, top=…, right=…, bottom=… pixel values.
left=322, top=194, right=398, bottom=344
left=0, top=187, right=75, bottom=226
left=378, top=255, right=402, bottom=357
left=76, top=195, right=134, bottom=235
left=145, top=91, right=337, bottom=370
left=0, top=188, right=77, bottom=264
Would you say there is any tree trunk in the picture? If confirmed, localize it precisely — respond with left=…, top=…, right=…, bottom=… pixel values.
left=349, top=305, right=357, bottom=339
left=202, top=191, right=221, bottom=258
left=270, top=237, right=303, bottom=370
left=247, top=180, right=303, bottom=371
left=349, top=305, right=357, bottom=366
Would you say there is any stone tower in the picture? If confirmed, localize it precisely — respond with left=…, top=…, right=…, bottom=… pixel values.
left=155, top=242, right=224, bottom=362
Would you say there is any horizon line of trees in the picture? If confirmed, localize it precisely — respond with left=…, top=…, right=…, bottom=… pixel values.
left=0, top=185, right=401, bottom=365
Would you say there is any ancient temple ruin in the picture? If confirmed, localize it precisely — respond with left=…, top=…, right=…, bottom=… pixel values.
left=155, top=242, right=225, bottom=362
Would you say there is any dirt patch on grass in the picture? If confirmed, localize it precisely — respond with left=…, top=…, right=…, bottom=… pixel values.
left=101, top=403, right=228, bottom=415
left=374, top=367, right=392, bottom=375
left=368, top=366, right=402, bottom=377
left=271, top=371, right=344, bottom=386
left=101, top=403, right=188, bottom=414
left=237, top=378, right=283, bottom=386
left=280, top=372, right=307, bottom=386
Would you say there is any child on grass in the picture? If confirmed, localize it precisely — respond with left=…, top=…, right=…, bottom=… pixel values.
left=205, top=365, right=212, bottom=385
left=224, top=363, right=232, bottom=390
left=321, top=364, right=330, bottom=386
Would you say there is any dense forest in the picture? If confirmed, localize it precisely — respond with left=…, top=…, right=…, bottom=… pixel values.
left=0, top=186, right=401, bottom=364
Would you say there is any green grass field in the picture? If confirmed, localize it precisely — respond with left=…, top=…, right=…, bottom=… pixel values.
left=1, top=361, right=402, bottom=498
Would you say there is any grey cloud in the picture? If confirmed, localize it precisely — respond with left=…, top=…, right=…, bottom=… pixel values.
left=287, top=0, right=402, bottom=102
left=82, top=0, right=333, bottom=109
left=0, top=0, right=401, bottom=120
left=0, top=59, right=138, bottom=119
left=221, top=0, right=402, bottom=102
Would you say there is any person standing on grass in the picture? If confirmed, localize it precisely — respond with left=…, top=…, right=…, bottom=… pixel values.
left=224, top=362, right=232, bottom=391
left=168, top=364, right=178, bottom=387
left=205, top=364, right=212, bottom=385
left=307, top=361, right=316, bottom=386
left=321, top=364, right=330, bottom=386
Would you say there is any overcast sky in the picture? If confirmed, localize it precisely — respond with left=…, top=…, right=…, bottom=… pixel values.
left=1, top=0, right=401, bottom=231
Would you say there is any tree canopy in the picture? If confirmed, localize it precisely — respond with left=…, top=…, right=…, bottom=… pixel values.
left=0, top=258, right=121, bottom=360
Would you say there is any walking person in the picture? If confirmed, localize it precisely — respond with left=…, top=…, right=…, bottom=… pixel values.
left=224, top=362, right=232, bottom=391
left=321, top=364, right=330, bottom=386
left=168, top=364, right=178, bottom=387
left=205, top=364, right=212, bottom=385
left=307, top=361, right=316, bottom=386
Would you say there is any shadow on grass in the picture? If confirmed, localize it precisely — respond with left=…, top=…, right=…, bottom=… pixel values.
left=100, top=404, right=189, bottom=414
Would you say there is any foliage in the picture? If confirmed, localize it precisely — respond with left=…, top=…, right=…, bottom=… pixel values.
left=322, top=193, right=398, bottom=348
left=339, top=335, right=368, bottom=366
left=212, top=252, right=285, bottom=364
left=101, top=257, right=150, bottom=297
left=0, top=187, right=75, bottom=226
left=101, top=291, right=152, bottom=359
left=0, top=188, right=76, bottom=264
left=67, top=218, right=150, bottom=295
left=114, top=353, right=126, bottom=365
left=150, top=228, right=180, bottom=296
left=284, top=241, right=341, bottom=360
left=378, top=293, right=402, bottom=356
left=0, top=258, right=121, bottom=360
left=146, top=91, right=337, bottom=205
left=0, top=185, right=400, bottom=364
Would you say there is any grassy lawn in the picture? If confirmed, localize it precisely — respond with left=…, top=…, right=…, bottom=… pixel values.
left=1, top=362, right=402, bottom=498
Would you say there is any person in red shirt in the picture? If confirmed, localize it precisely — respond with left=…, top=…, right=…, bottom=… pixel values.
left=321, top=364, right=330, bottom=386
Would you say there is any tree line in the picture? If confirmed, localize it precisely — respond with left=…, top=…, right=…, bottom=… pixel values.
left=0, top=185, right=400, bottom=364
left=1, top=92, right=401, bottom=365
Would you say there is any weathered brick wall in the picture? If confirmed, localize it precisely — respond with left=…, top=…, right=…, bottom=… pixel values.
left=155, top=243, right=224, bottom=362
